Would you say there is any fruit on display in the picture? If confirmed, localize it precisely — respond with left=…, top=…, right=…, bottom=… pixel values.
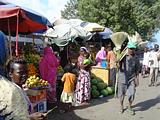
left=91, top=85, right=97, bottom=91
left=91, top=79, right=98, bottom=85
left=101, top=89, right=109, bottom=97
left=57, top=65, right=64, bottom=73
left=97, top=82, right=107, bottom=91
left=27, top=63, right=38, bottom=77
left=25, top=75, right=49, bottom=89
left=91, top=77, right=115, bottom=99
left=106, top=87, right=114, bottom=95
left=91, top=89, right=100, bottom=98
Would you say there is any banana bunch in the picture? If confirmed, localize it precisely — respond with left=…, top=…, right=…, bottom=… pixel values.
left=25, top=75, right=49, bottom=89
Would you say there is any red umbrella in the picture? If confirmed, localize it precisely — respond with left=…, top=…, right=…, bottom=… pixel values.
left=0, top=4, right=52, bottom=56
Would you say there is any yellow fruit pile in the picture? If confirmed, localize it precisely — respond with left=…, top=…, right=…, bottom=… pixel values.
left=25, top=75, right=49, bottom=89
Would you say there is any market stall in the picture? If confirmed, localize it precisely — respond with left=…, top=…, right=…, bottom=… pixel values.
left=25, top=75, right=49, bottom=112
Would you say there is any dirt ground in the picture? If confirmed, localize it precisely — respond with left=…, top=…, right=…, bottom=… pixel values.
left=48, top=75, right=160, bottom=120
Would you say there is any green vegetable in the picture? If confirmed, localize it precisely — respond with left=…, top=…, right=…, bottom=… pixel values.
left=101, top=89, right=109, bottom=97
left=91, top=90, right=100, bottom=98
left=91, top=79, right=98, bottom=85
left=97, top=78, right=104, bottom=83
left=106, top=87, right=113, bottom=95
left=97, top=83, right=107, bottom=90
left=91, top=85, right=97, bottom=91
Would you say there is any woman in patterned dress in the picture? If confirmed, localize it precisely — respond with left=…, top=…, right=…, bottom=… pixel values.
left=75, top=47, right=91, bottom=106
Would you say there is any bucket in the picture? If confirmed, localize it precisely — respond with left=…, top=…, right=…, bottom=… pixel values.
left=101, top=60, right=107, bottom=68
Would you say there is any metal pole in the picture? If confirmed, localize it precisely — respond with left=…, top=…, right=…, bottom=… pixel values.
left=7, top=19, right=12, bottom=59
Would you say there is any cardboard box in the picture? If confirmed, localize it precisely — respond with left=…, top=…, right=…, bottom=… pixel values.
left=91, top=66, right=110, bottom=85
left=32, top=100, right=47, bottom=112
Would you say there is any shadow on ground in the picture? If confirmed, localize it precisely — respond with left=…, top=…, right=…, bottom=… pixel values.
left=47, top=95, right=114, bottom=120
left=133, top=95, right=160, bottom=111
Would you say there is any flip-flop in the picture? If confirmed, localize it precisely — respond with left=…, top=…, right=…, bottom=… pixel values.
left=127, top=108, right=135, bottom=115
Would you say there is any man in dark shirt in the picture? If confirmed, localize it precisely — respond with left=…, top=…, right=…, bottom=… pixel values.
left=117, top=41, right=140, bottom=115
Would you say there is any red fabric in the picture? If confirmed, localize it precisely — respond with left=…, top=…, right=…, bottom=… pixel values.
left=0, top=6, right=47, bottom=56
left=0, top=6, right=20, bottom=18
left=0, top=7, right=47, bottom=33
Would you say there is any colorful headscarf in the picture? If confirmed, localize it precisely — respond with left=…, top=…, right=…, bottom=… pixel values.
left=96, top=47, right=106, bottom=62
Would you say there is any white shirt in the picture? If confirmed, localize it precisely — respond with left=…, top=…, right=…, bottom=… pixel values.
left=142, top=52, right=150, bottom=66
left=148, top=51, right=159, bottom=68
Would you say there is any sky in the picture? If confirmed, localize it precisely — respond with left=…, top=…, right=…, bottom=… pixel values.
left=2, top=0, right=69, bottom=22
left=1, top=0, right=160, bottom=44
left=154, top=31, right=160, bottom=45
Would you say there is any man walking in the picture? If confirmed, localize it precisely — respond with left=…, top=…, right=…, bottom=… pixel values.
left=117, top=41, right=140, bottom=115
left=148, top=44, right=159, bottom=87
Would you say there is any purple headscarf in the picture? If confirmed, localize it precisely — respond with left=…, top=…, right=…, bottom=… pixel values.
left=96, top=47, right=106, bottom=62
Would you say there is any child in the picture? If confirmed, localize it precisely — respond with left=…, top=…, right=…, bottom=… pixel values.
left=61, top=64, right=76, bottom=105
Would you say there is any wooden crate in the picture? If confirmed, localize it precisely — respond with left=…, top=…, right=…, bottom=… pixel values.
left=91, top=66, right=110, bottom=85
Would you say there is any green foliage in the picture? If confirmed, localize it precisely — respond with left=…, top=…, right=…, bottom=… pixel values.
left=61, top=0, right=78, bottom=19
left=62, top=0, right=160, bottom=40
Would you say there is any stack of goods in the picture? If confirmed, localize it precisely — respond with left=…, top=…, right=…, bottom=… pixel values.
left=25, top=75, right=49, bottom=112
left=23, top=44, right=41, bottom=76
left=25, top=75, right=49, bottom=89
left=27, top=63, right=38, bottom=77
left=91, top=74, right=115, bottom=99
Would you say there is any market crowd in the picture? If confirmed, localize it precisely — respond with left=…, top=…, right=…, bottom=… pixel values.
left=1, top=30, right=160, bottom=119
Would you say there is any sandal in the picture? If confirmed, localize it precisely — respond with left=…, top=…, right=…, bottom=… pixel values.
left=127, top=108, right=135, bottom=115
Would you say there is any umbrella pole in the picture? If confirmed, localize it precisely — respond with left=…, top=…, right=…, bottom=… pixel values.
left=8, top=19, right=12, bottom=59
left=15, top=15, right=19, bottom=56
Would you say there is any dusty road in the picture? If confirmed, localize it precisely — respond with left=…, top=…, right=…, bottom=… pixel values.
left=48, top=75, right=160, bottom=120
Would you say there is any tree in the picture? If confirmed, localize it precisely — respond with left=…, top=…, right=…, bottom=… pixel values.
left=76, top=0, right=160, bottom=40
left=61, top=0, right=78, bottom=19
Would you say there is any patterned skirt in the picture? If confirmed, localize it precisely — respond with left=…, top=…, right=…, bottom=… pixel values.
left=75, top=70, right=91, bottom=104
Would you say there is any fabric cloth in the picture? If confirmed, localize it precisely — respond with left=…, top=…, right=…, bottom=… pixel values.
left=109, top=68, right=117, bottom=86
left=61, top=92, right=74, bottom=103
left=142, top=52, right=150, bottom=66
left=118, top=55, right=140, bottom=84
left=148, top=51, right=159, bottom=68
left=96, top=47, right=106, bottom=62
left=0, top=76, right=30, bottom=120
left=39, top=46, right=59, bottom=103
left=149, top=68, right=159, bottom=85
left=61, top=72, right=76, bottom=93
left=118, top=80, right=136, bottom=102
left=13, top=83, right=33, bottom=114
left=77, top=55, right=84, bottom=68
left=80, top=47, right=89, bottom=53
left=75, top=69, right=91, bottom=104
left=107, top=50, right=117, bottom=68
